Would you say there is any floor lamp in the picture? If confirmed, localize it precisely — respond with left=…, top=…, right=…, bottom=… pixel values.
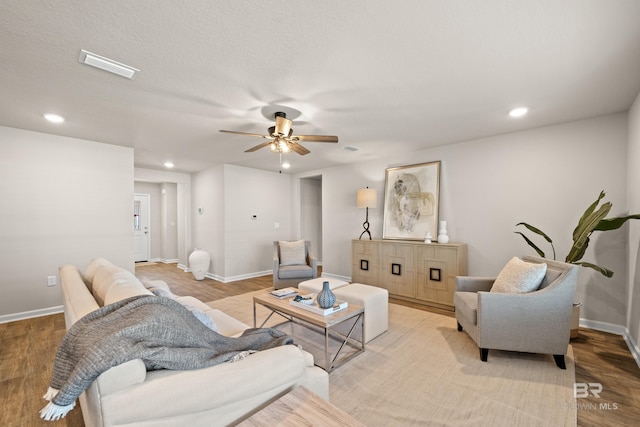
left=357, top=187, right=377, bottom=240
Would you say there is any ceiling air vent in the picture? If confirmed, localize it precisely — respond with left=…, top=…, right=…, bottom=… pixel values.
left=343, top=145, right=359, bottom=152
left=79, top=50, right=139, bottom=79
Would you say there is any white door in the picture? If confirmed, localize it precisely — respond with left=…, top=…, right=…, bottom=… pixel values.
left=134, top=194, right=150, bottom=262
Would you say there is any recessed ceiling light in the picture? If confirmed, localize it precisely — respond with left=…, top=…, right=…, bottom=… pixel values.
left=164, top=162, right=174, bottom=168
left=44, top=113, right=65, bottom=123
left=79, top=49, right=139, bottom=79
left=509, top=107, right=529, bottom=118
left=281, top=162, right=291, bottom=169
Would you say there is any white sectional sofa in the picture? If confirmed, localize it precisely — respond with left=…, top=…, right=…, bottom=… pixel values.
left=59, top=258, right=329, bottom=427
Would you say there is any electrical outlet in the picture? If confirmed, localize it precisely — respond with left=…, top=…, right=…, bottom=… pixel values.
left=47, top=276, right=56, bottom=287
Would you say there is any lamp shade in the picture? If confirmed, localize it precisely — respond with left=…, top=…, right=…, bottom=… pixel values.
left=357, top=188, right=377, bottom=209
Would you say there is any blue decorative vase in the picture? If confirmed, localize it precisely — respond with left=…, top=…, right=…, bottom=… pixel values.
left=316, top=281, right=336, bottom=308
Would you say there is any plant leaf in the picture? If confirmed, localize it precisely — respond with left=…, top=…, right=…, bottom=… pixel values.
left=515, top=222, right=556, bottom=259
left=572, top=191, right=606, bottom=241
left=572, top=261, right=614, bottom=278
left=566, top=236, right=590, bottom=264
left=514, top=231, right=546, bottom=258
left=566, top=202, right=611, bottom=263
left=595, top=214, right=640, bottom=231
left=515, top=222, right=553, bottom=242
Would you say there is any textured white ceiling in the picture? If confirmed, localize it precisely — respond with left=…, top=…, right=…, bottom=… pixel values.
left=2, top=1, right=640, bottom=174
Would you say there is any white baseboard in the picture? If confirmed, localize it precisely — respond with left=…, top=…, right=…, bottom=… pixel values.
left=579, top=317, right=640, bottom=369
left=579, top=318, right=626, bottom=335
left=0, top=305, right=63, bottom=324
left=623, top=331, right=640, bottom=369
left=149, top=258, right=178, bottom=264
left=206, top=270, right=272, bottom=283
left=177, top=264, right=273, bottom=283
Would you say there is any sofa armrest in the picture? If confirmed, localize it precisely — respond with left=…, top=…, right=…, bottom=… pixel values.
left=94, top=359, right=147, bottom=395
left=456, top=276, right=495, bottom=293
left=308, top=255, right=318, bottom=278
left=273, top=246, right=280, bottom=274
left=99, top=345, right=319, bottom=425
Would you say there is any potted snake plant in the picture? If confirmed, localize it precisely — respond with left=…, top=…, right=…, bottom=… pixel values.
left=515, top=190, right=640, bottom=337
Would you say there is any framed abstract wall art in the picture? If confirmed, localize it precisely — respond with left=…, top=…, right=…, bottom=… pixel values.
left=382, top=161, right=440, bottom=240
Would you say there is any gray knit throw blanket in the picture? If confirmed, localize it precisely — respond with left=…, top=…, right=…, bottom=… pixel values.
left=40, top=295, right=293, bottom=421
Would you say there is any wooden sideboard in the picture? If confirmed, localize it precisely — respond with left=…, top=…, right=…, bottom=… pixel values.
left=352, top=239, right=467, bottom=311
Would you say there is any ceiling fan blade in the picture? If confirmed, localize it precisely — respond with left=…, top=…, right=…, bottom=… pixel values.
left=219, top=130, right=269, bottom=138
left=245, top=141, right=273, bottom=152
left=293, top=135, right=339, bottom=143
left=274, top=115, right=293, bottom=136
left=289, top=142, right=310, bottom=155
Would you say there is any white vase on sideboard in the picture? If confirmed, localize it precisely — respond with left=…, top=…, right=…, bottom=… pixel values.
left=437, top=220, right=449, bottom=243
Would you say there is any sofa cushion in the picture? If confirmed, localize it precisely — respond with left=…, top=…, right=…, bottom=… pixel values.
left=83, top=257, right=113, bottom=290
left=143, top=279, right=172, bottom=292
left=279, top=240, right=306, bottom=266
left=149, top=286, right=176, bottom=300
left=490, top=257, right=547, bottom=294
left=205, top=308, right=250, bottom=337
left=103, top=276, right=153, bottom=306
left=93, top=264, right=150, bottom=306
left=278, top=264, right=314, bottom=279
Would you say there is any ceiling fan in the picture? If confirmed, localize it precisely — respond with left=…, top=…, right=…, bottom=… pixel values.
left=219, top=112, right=338, bottom=155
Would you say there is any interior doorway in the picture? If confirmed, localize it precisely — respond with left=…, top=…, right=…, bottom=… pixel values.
left=300, top=176, right=323, bottom=265
left=134, top=182, right=179, bottom=263
left=134, top=193, right=150, bottom=262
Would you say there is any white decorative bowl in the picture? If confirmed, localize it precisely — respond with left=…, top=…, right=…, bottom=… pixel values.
left=297, top=294, right=315, bottom=305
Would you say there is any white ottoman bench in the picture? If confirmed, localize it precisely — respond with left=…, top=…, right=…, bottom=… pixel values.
left=298, top=277, right=350, bottom=294
left=334, top=283, right=388, bottom=344
left=298, top=279, right=389, bottom=343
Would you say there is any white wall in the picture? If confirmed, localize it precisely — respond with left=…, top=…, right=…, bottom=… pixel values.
left=192, top=165, right=225, bottom=276
left=297, top=113, right=629, bottom=326
left=627, top=90, right=640, bottom=345
left=160, top=182, right=178, bottom=261
left=0, top=126, right=133, bottom=320
left=224, top=165, right=292, bottom=279
left=191, top=164, right=291, bottom=281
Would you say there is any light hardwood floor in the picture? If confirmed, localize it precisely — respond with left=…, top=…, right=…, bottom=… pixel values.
left=1, top=262, right=638, bottom=426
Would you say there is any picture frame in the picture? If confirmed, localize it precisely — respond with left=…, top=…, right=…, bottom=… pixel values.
left=382, top=161, right=441, bottom=240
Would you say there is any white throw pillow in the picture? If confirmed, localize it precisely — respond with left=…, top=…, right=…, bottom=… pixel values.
left=279, top=240, right=306, bottom=266
left=178, top=302, right=219, bottom=332
left=490, top=257, right=547, bottom=294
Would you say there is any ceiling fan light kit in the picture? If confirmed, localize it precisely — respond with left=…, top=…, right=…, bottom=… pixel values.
left=219, top=111, right=339, bottom=158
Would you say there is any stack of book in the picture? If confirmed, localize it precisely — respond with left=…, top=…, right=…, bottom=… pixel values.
left=290, top=298, right=348, bottom=315
left=269, top=287, right=298, bottom=299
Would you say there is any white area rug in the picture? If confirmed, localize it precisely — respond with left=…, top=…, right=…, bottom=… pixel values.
left=208, top=291, right=577, bottom=426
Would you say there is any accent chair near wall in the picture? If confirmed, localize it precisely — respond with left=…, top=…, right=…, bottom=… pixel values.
left=273, top=240, right=318, bottom=289
left=454, top=256, right=578, bottom=369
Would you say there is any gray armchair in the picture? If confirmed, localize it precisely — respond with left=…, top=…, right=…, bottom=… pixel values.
left=273, top=240, right=317, bottom=289
left=454, top=256, right=578, bottom=369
